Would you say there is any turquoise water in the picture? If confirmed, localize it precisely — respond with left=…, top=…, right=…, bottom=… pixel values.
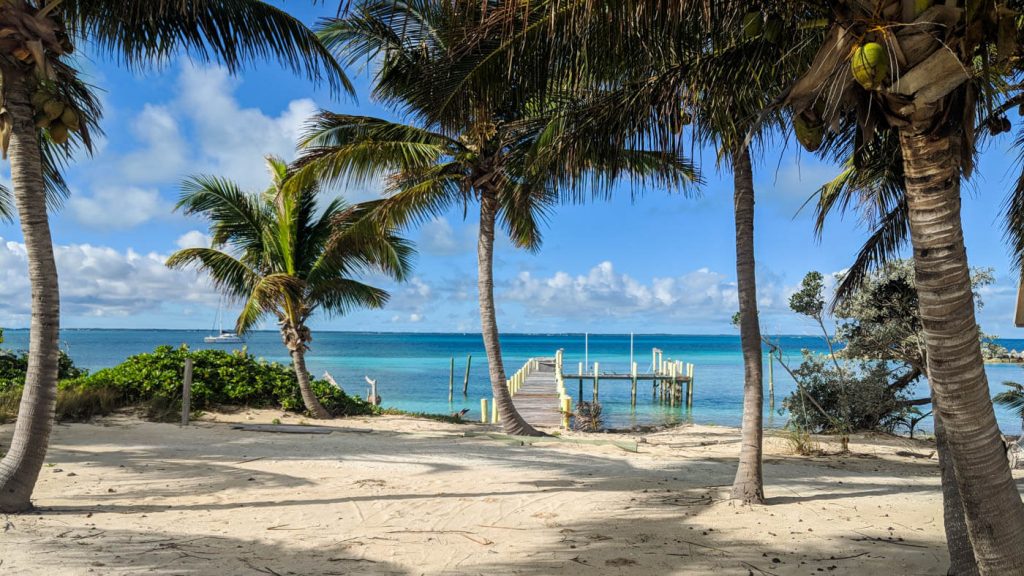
left=4, top=329, right=1024, bottom=433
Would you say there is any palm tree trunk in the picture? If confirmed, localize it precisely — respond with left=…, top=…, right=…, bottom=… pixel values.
left=729, top=146, right=764, bottom=504
left=0, top=69, right=61, bottom=513
left=477, top=185, right=541, bottom=436
left=900, top=127, right=1024, bottom=574
left=935, top=413, right=980, bottom=576
left=288, top=341, right=330, bottom=419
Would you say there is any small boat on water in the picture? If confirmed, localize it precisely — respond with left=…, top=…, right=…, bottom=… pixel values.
left=205, top=299, right=245, bottom=344
left=204, top=330, right=245, bottom=344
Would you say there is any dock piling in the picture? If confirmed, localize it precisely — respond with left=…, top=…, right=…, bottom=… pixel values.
left=463, top=354, right=472, bottom=396
left=481, top=398, right=488, bottom=423
left=592, top=362, right=600, bottom=402
left=448, top=356, right=454, bottom=402
left=630, top=361, right=637, bottom=407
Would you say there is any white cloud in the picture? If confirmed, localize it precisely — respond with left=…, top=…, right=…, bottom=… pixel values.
left=0, top=238, right=218, bottom=323
left=419, top=217, right=475, bottom=255
left=175, top=230, right=211, bottom=249
left=68, top=186, right=169, bottom=229
left=118, top=104, right=188, bottom=184
left=175, top=65, right=319, bottom=190
left=504, top=261, right=792, bottom=323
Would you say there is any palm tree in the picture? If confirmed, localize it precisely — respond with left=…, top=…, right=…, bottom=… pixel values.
left=479, top=0, right=1024, bottom=568
left=167, top=157, right=412, bottom=418
left=293, top=0, right=698, bottom=436
left=0, top=0, right=348, bottom=513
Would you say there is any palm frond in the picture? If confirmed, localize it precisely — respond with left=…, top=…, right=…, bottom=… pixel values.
left=165, top=247, right=259, bottom=300
left=61, top=0, right=352, bottom=96
left=309, top=277, right=390, bottom=317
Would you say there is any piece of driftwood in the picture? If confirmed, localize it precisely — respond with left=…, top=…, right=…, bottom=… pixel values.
left=323, top=372, right=344, bottom=392
left=231, top=424, right=336, bottom=434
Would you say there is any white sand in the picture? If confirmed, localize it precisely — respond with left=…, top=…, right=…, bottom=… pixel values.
left=0, top=410, right=985, bottom=575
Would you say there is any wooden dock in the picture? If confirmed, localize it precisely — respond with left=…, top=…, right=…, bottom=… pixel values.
left=506, top=358, right=562, bottom=428
left=502, top=349, right=696, bottom=430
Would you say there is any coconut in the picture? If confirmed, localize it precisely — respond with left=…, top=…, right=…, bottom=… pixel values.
left=33, top=113, right=51, bottom=129
left=48, top=122, right=69, bottom=145
left=42, top=99, right=65, bottom=121
left=742, top=12, right=763, bottom=39
left=60, top=107, right=80, bottom=131
left=851, top=42, right=889, bottom=90
left=794, top=114, right=824, bottom=152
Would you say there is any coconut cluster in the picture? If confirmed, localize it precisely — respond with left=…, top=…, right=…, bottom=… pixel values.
left=30, top=87, right=79, bottom=145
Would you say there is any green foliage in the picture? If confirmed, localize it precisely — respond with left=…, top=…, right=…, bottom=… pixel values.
left=379, top=407, right=471, bottom=425
left=781, top=353, right=914, bottom=434
left=994, top=382, right=1024, bottom=427
left=789, top=271, right=825, bottom=320
left=70, top=345, right=377, bottom=417
left=0, top=348, right=84, bottom=389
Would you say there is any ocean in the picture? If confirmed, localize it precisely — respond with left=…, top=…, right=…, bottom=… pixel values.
left=3, top=329, right=1024, bottom=434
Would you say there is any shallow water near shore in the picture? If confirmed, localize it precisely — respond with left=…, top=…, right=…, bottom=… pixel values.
left=5, top=329, right=1024, bottom=433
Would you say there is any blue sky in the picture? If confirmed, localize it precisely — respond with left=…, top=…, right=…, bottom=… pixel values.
left=0, top=4, right=1021, bottom=337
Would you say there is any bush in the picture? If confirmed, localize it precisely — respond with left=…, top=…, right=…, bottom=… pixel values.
left=781, top=352, right=913, bottom=435
left=72, top=345, right=376, bottom=417
left=0, top=345, right=376, bottom=422
left=0, top=384, right=122, bottom=424
left=0, top=349, right=83, bottom=390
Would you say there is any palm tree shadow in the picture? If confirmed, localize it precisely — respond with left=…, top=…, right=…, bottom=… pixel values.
left=5, top=524, right=411, bottom=576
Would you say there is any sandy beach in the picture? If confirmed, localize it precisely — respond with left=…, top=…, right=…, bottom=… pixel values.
left=0, top=411, right=988, bottom=575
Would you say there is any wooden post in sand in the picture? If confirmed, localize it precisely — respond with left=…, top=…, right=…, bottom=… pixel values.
left=491, top=397, right=499, bottom=424
left=480, top=398, right=488, bottom=423
left=463, top=354, right=472, bottom=396
left=561, top=396, right=572, bottom=429
left=449, top=356, right=455, bottom=403
left=181, top=358, right=193, bottom=426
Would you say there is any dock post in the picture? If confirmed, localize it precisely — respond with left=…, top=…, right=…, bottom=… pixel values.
left=561, top=396, right=572, bottom=429
left=630, top=361, right=637, bottom=407
left=670, top=362, right=677, bottom=406
left=686, top=364, right=694, bottom=408
left=181, top=357, right=193, bottom=426
left=481, top=398, right=488, bottom=423
left=768, top=354, right=775, bottom=407
left=592, top=362, right=600, bottom=402
left=652, top=349, right=657, bottom=374
left=577, top=362, right=584, bottom=403
left=449, top=356, right=454, bottom=402
left=492, top=397, right=499, bottom=423
left=463, top=354, right=472, bottom=396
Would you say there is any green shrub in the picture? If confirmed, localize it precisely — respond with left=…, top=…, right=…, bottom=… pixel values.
left=0, top=349, right=83, bottom=390
left=782, top=352, right=913, bottom=434
left=72, top=345, right=376, bottom=417
left=0, top=345, right=375, bottom=421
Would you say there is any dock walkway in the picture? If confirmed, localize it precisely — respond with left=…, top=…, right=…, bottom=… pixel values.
left=504, top=349, right=696, bottom=430
left=506, top=358, right=561, bottom=428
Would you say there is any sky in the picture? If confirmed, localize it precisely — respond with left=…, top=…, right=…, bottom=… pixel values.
left=0, top=4, right=1022, bottom=337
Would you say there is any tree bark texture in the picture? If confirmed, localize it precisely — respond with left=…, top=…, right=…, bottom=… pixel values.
left=729, top=146, right=765, bottom=504
left=0, top=69, right=61, bottom=513
left=477, top=186, right=541, bottom=436
left=900, top=127, right=1024, bottom=574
